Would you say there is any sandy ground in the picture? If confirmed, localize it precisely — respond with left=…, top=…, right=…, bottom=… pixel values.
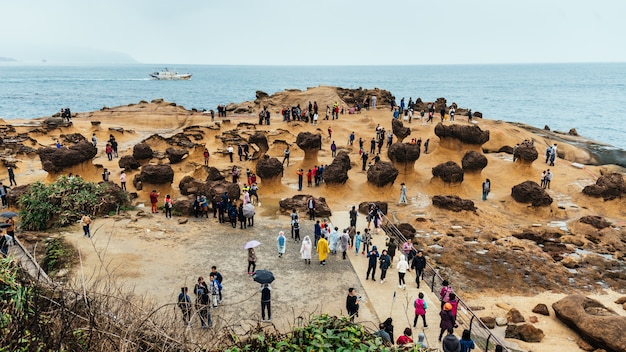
left=2, top=90, right=626, bottom=351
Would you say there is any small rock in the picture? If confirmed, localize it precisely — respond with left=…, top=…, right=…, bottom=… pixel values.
left=495, top=317, right=508, bottom=326
left=532, top=303, right=550, bottom=316
left=507, top=308, right=526, bottom=323
left=480, top=316, right=496, bottom=329
left=178, top=218, right=188, bottom=224
left=577, top=338, right=595, bottom=351
left=505, top=323, right=544, bottom=342
left=496, top=302, right=513, bottom=311
left=529, top=315, right=539, bottom=323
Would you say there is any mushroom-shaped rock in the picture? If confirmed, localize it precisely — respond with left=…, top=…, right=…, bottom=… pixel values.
left=37, top=140, right=97, bottom=173
left=279, top=195, right=332, bottom=218
left=323, top=151, right=351, bottom=184
left=578, top=215, right=612, bottom=229
left=358, top=201, right=388, bottom=215
left=41, top=117, right=72, bottom=131
left=582, top=173, right=625, bottom=200
left=461, top=150, right=488, bottom=172
left=296, top=132, right=322, bottom=160
left=432, top=161, right=464, bottom=183
left=255, top=156, right=284, bottom=184
left=434, top=122, right=489, bottom=145
left=165, top=147, right=188, bottom=164
left=514, top=141, right=539, bottom=163
left=205, top=166, right=225, bottom=182
left=553, top=294, right=626, bottom=352
left=139, top=164, right=174, bottom=184
left=391, top=119, right=411, bottom=142
left=387, top=142, right=421, bottom=171
left=133, top=143, right=153, bottom=160
left=432, top=195, right=476, bottom=212
left=511, top=181, right=553, bottom=206
left=367, top=161, right=399, bottom=187
left=248, top=132, right=269, bottom=158
left=118, top=155, right=140, bottom=170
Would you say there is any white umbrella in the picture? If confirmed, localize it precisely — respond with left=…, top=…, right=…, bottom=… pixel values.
left=244, top=240, right=261, bottom=249
left=243, top=203, right=255, bottom=218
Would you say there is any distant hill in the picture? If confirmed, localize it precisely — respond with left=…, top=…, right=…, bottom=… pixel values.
left=2, top=45, right=137, bottom=64
left=0, top=56, right=17, bottom=62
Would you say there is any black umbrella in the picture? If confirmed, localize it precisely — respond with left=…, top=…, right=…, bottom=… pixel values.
left=252, top=270, right=275, bottom=284
left=0, top=223, right=11, bottom=228
left=0, top=212, right=18, bottom=218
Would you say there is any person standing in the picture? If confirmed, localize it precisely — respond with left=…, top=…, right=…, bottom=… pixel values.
left=293, top=218, right=300, bottom=241
left=411, top=250, right=426, bottom=288
left=399, top=183, right=408, bottom=204
left=102, top=168, right=111, bottom=182
left=331, top=141, right=337, bottom=157
left=164, top=194, right=173, bottom=219
left=340, top=229, right=349, bottom=260
left=196, top=284, right=212, bottom=328
left=482, top=179, right=491, bottom=201
left=290, top=209, right=299, bottom=239
left=365, top=246, right=379, bottom=281
left=208, top=274, right=222, bottom=308
left=361, top=151, right=369, bottom=171
left=349, top=206, right=357, bottom=227
left=227, top=145, right=234, bottom=163
left=439, top=305, right=456, bottom=342
left=424, top=139, right=430, bottom=153
left=282, top=146, right=290, bottom=166
left=260, top=283, right=272, bottom=322
left=148, top=189, right=159, bottom=213
left=7, top=167, right=17, bottom=186
left=316, top=234, right=330, bottom=265
left=105, top=143, right=113, bottom=160
left=277, top=231, right=286, bottom=258
left=440, top=280, right=454, bottom=310
left=5, top=217, right=15, bottom=243
left=379, top=249, right=391, bottom=283
left=119, top=171, right=127, bottom=191
left=300, top=235, right=312, bottom=265
left=413, top=292, right=428, bottom=328
left=545, top=169, right=553, bottom=189
left=238, top=144, right=244, bottom=161
left=397, top=254, right=409, bottom=289
left=307, top=196, right=315, bottom=220
left=354, top=231, right=362, bottom=255
left=346, top=288, right=359, bottom=322
left=386, top=237, right=397, bottom=263
left=549, top=143, right=558, bottom=166
left=81, top=212, right=92, bottom=238
left=91, top=133, right=97, bottom=147
left=296, top=169, right=303, bottom=191
left=203, top=148, right=210, bottom=166
left=0, top=182, right=7, bottom=208
left=238, top=203, right=247, bottom=229
left=247, top=248, right=257, bottom=275
left=177, top=287, right=192, bottom=326
left=442, top=327, right=461, bottom=351
left=211, top=266, right=224, bottom=303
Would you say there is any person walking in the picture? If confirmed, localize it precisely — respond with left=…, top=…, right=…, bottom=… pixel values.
left=397, top=254, right=409, bottom=289
left=177, top=287, right=192, bottom=326
left=349, top=206, right=357, bottom=227
left=211, top=266, right=224, bottom=303
left=460, top=329, right=476, bottom=352
left=164, top=194, right=173, bottom=219
left=399, top=183, right=408, bottom=204
left=365, top=246, right=379, bottom=281
left=440, top=280, right=454, bottom=310
left=7, top=167, right=17, bottom=186
left=346, top=288, right=360, bottom=322
left=227, top=145, right=234, bottom=162
left=482, top=179, right=491, bottom=201
left=81, top=212, right=92, bottom=238
left=277, top=231, right=286, bottom=258
left=439, top=305, right=456, bottom=342
left=340, top=229, right=349, bottom=260
left=386, top=237, right=397, bottom=263
left=354, top=231, right=362, bottom=255
left=282, top=146, right=290, bottom=166
left=247, top=248, right=257, bottom=275
left=260, top=283, right=272, bottom=322
left=316, top=234, right=330, bottom=265
left=411, top=250, right=426, bottom=288
left=442, top=327, right=461, bottom=351
left=300, top=235, right=312, bottom=265
left=379, top=249, right=391, bottom=283
left=413, top=292, right=428, bottom=328
left=119, top=171, right=127, bottom=191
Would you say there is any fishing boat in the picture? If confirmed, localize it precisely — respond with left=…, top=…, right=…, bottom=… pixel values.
left=149, top=68, right=192, bottom=80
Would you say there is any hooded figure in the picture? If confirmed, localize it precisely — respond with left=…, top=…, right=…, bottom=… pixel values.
left=329, top=227, right=339, bottom=254
left=396, top=254, right=410, bottom=289
left=340, top=229, right=350, bottom=259
left=316, top=235, right=330, bottom=265
left=300, top=236, right=312, bottom=264
left=277, top=231, right=286, bottom=257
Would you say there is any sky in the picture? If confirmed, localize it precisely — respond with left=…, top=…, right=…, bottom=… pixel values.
left=2, top=0, right=626, bottom=65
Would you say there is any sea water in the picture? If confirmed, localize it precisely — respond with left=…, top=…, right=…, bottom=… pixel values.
left=0, top=63, right=625, bottom=150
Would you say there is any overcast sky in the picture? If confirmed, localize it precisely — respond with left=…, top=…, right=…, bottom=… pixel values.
left=2, top=0, right=625, bottom=65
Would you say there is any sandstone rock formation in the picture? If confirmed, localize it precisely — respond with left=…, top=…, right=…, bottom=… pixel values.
left=434, top=122, right=489, bottom=145
left=358, top=201, right=388, bottom=215
left=323, top=151, right=351, bottom=184
left=165, top=147, right=188, bottom=164
left=247, top=132, right=269, bottom=159
left=579, top=216, right=612, bottom=230
left=461, top=150, right=488, bottom=172
left=511, top=181, right=553, bottom=206
left=432, top=195, right=476, bottom=212
left=514, top=140, right=539, bottom=163
left=6, top=184, right=30, bottom=207
left=553, top=294, right=626, bottom=352
left=391, top=119, right=411, bottom=142
left=366, top=161, right=399, bottom=187
left=37, top=140, right=97, bottom=173
left=506, top=308, right=526, bottom=323
left=397, top=223, right=416, bottom=241
left=173, top=198, right=194, bottom=216
left=139, top=164, right=174, bottom=184
left=387, top=142, right=420, bottom=171
left=279, top=195, right=331, bottom=217
left=432, top=161, right=464, bottom=183
left=255, top=156, right=284, bottom=184
left=179, top=176, right=240, bottom=201
left=133, top=143, right=153, bottom=160
left=118, top=155, right=140, bottom=170
left=204, top=166, right=225, bottom=182
left=505, top=323, right=544, bottom=342
left=582, top=173, right=625, bottom=200
left=296, top=132, right=322, bottom=161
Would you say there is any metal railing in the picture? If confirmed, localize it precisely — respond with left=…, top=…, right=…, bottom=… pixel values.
left=376, top=209, right=516, bottom=352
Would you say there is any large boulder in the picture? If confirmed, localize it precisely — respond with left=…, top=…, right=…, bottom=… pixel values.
left=179, top=176, right=240, bottom=201
left=323, top=151, right=351, bottom=184
left=205, top=166, right=225, bottom=182
left=255, top=156, right=284, bottom=183
left=391, top=119, right=411, bottom=142
left=248, top=132, right=269, bottom=159
left=358, top=201, right=388, bottom=215
left=279, top=195, right=331, bottom=217
left=434, top=122, right=489, bottom=145
left=461, top=150, right=488, bottom=172
left=514, top=141, right=539, bottom=163
left=139, top=164, right=174, bottom=184
left=6, top=184, right=31, bottom=207
left=366, top=161, right=399, bottom=187
left=133, top=143, right=153, bottom=160
left=296, top=132, right=322, bottom=160
left=118, top=155, right=140, bottom=170
left=165, top=147, right=189, bottom=164
left=173, top=198, right=194, bottom=216
left=579, top=216, right=612, bottom=230
left=387, top=142, right=420, bottom=171
left=432, top=195, right=476, bottom=212
left=37, top=140, right=98, bottom=173
left=504, top=324, right=544, bottom=342
left=397, top=223, right=416, bottom=241
left=432, top=161, right=464, bottom=183
left=511, top=181, right=553, bottom=207
left=582, top=173, right=625, bottom=200
left=553, top=294, right=626, bottom=352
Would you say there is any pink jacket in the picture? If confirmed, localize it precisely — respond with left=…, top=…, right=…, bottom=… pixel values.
left=414, top=298, right=427, bottom=315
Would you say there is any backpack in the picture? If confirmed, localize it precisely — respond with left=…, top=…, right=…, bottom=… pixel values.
left=441, top=286, right=453, bottom=302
